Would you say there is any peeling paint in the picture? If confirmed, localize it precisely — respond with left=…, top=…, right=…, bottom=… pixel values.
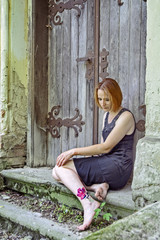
left=9, top=0, right=28, bottom=94
left=0, top=0, right=28, bottom=168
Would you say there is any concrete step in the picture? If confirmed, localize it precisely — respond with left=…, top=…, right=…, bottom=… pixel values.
left=0, top=167, right=136, bottom=219
left=0, top=199, right=89, bottom=240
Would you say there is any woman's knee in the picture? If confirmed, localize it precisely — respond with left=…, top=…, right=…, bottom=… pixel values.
left=52, top=161, right=77, bottom=179
left=52, top=166, right=60, bottom=181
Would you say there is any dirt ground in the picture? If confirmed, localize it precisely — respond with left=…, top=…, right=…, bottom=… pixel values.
left=0, top=189, right=114, bottom=239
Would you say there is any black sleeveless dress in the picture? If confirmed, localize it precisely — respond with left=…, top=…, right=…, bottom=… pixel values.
left=73, top=108, right=136, bottom=190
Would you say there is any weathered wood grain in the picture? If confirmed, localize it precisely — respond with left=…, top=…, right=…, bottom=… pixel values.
left=85, top=0, right=94, bottom=146
left=29, top=0, right=48, bottom=167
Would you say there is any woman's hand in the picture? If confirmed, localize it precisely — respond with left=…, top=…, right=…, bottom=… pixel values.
left=56, top=149, right=75, bottom=167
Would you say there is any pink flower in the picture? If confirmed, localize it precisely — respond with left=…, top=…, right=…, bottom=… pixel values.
left=77, top=187, right=86, bottom=200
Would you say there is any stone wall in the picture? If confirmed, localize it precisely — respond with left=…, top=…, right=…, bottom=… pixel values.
left=0, top=0, right=28, bottom=169
left=132, top=0, right=160, bottom=207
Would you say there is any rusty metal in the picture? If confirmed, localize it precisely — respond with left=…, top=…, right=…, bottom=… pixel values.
left=76, top=51, right=94, bottom=81
left=136, top=105, right=146, bottom=132
left=136, top=120, right=145, bottom=132
left=93, top=0, right=100, bottom=144
left=99, top=48, right=109, bottom=79
left=48, top=0, right=87, bottom=26
left=139, top=104, right=146, bottom=116
left=47, top=105, right=85, bottom=138
left=46, top=24, right=52, bottom=30
left=118, top=0, right=124, bottom=6
left=77, top=48, right=109, bottom=81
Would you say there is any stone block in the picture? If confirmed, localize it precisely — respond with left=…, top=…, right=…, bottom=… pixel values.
left=132, top=137, right=160, bottom=207
left=84, top=201, right=160, bottom=240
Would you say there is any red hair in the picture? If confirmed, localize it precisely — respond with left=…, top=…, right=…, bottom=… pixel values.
left=94, top=78, right=123, bottom=112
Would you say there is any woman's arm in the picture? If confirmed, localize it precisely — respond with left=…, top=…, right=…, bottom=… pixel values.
left=56, top=111, right=135, bottom=166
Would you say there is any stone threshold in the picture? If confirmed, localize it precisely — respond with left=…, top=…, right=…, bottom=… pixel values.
left=0, top=167, right=136, bottom=219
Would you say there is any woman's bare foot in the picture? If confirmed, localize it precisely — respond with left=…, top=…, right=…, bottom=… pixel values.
left=77, top=200, right=100, bottom=231
left=86, top=183, right=109, bottom=201
left=95, top=183, right=109, bottom=201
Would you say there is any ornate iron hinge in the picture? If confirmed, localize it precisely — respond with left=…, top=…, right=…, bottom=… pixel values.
left=136, top=105, right=146, bottom=132
left=47, top=105, right=85, bottom=138
left=99, top=48, right=109, bottom=79
left=48, top=0, right=87, bottom=26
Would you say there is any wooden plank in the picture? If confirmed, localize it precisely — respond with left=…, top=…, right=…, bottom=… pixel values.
left=69, top=10, right=79, bottom=150
left=49, top=24, right=64, bottom=165
left=100, top=0, right=110, bottom=49
left=32, top=0, right=48, bottom=167
left=128, top=0, right=141, bottom=122
left=77, top=2, right=87, bottom=150
left=61, top=10, right=71, bottom=153
left=53, top=24, right=64, bottom=162
left=108, top=0, right=119, bottom=79
left=119, top=1, right=130, bottom=108
left=128, top=0, right=142, bottom=156
left=85, top=0, right=94, bottom=146
left=47, top=23, right=57, bottom=166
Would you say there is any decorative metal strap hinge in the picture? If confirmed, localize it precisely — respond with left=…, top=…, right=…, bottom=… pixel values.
left=46, top=105, right=85, bottom=138
left=99, top=48, right=109, bottom=79
left=48, top=0, right=87, bottom=26
left=136, top=105, right=146, bottom=132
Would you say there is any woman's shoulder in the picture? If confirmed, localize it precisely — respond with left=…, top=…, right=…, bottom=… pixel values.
left=117, top=108, right=135, bottom=133
left=120, top=108, right=135, bottom=120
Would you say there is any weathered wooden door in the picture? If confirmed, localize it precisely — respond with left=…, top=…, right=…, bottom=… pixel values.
left=47, top=0, right=96, bottom=165
left=28, top=0, right=146, bottom=167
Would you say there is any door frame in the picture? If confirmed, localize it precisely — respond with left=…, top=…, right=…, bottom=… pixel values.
left=27, top=0, right=48, bottom=167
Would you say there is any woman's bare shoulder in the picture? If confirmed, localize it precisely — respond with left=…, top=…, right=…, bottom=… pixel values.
left=120, top=110, right=134, bottom=121
left=117, top=110, right=135, bottom=134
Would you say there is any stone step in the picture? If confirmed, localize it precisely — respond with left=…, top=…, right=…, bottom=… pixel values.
left=0, top=199, right=89, bottom=240
left=0, top=167, right=136, bottom=219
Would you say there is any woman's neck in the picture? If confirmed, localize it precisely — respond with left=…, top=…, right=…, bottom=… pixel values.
left=109, top=106, right=122, bottom=115
left=108, top=106, right=122, bottom=122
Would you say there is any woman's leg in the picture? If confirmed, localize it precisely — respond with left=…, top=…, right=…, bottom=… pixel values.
left=52, top=161, right=109, bottom=201
left=52, top=161, right=100, bottom=231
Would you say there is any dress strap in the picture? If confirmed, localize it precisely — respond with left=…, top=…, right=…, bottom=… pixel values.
left=105, top=108, right=129, bottom=125
left=105, top=108, right=131, bottom=125
left=114, top=108, right=128, bottom=121
left=105, top=112, right=109, bottom=124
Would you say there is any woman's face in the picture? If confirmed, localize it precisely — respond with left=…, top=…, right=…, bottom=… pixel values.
left=97, top=89, right=112, bottom=112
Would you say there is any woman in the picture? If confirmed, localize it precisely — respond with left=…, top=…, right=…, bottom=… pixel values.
left=52, top=78, right=135, bottom=231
